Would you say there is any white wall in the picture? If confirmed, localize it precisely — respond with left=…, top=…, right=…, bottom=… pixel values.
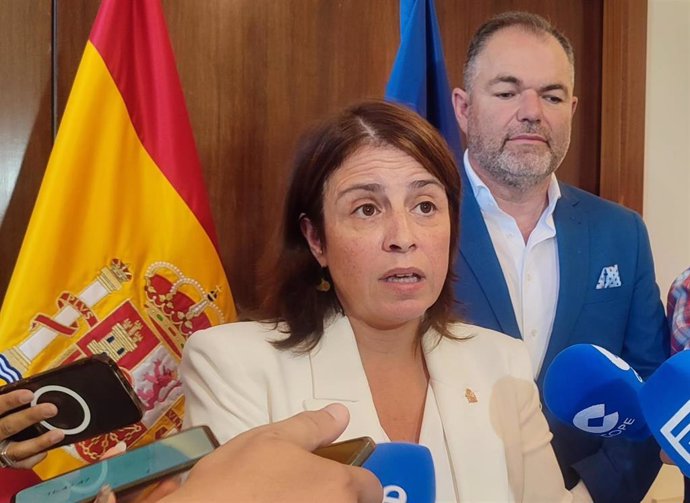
left=643, top=1, right=690, bottom=501
left=644, top=0, right=690, bottom=296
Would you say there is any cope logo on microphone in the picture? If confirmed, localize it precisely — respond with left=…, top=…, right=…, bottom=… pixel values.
left=573, top=404, right=619, bottom=433
left=383, top=485, right=408, bottom=503
left=660, top=399, right=690, bottom=465
left=572, top=403, right=636, bottom=437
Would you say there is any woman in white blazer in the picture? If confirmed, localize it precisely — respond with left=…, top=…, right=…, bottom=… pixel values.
left=181, top=101, right=571, bottom=503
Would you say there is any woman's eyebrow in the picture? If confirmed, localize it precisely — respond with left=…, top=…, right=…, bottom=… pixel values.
left=335, top=183, right=383, bottom=201
left=410, top=179, right=444, bottom=191
left=335, top=179, right=443, bottom=201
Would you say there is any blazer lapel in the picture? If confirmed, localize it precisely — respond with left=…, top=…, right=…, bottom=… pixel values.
left=538, top=185, right=589, bottom=384
left=425, top=333, right=513, bottom=502
left=303, top=315, right=384, bottom=441
left=459, top=173, right=521, bottom=338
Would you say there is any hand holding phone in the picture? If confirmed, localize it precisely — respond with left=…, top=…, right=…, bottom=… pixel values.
left=0, top=354, right=144, bottom=457
left=164, top=405, right=382, bottom=503
left=93, top=436, right=378, bottom=503
left=52, top=405, right=382, bottom=503
left=0, top=389, right=65, bottom=469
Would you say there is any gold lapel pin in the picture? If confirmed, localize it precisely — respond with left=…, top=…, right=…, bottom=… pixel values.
left=465, top=388, right=478, bottom=404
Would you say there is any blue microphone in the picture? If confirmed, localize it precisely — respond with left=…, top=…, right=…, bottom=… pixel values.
left=543, top=344, right=650, bottom=440
left=362, top=443, right=435, bottom=503
left=639, top=350, right=690, bottom=477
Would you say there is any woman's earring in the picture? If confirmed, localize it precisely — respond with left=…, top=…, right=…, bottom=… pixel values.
left=316, top=270, right=331, bottom=292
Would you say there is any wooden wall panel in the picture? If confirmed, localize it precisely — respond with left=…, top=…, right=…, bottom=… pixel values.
left=0, top=0, right=53, bottom=304
left=55, top=0, right=100, bottom=119
left=2, top=0, right=642, bottom=314
left=600, top=0, right=648, bottom=212
left=165, top=0, right=400, bottom=309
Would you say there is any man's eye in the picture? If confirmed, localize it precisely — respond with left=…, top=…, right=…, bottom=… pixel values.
left=495, top=92, right=515, bottom=99
left=354, top=204, right=378, bottom=217
left=544, top=95, right=564, bottom=104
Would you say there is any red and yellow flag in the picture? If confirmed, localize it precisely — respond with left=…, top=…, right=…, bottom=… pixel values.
left=0, top=0, right=235, bottom=478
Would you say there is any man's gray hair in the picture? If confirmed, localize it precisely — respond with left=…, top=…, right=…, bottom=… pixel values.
left=463, top=11, right=575, bottom=91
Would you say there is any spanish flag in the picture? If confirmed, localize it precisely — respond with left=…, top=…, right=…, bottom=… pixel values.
left=0, top=0, right=235, bottom=479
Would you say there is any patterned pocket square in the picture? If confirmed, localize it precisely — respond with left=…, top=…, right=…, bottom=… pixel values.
left=596, top=265, right=622, bottom=289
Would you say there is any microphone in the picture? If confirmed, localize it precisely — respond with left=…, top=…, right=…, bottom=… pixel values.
left=639, top=350, right=690, bottom=477
left=362, top=443, right=435, bottom=503
left=543, top=344, right=650, bottom=440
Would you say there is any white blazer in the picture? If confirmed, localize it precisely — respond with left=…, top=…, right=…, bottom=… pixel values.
left=181, top=315, right=570, bottom=502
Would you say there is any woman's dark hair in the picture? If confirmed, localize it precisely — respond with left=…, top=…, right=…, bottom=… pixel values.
left=255, top=100, right=461, bottom=352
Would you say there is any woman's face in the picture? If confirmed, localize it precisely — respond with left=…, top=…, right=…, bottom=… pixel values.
left=302, top=144, right=451, bottom=331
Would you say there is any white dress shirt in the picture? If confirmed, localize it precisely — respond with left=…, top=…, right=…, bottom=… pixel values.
left=463, top=151, right=560, bottom=376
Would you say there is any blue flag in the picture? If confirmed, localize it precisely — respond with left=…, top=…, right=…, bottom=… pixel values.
left=385, top=0, right=462, bottom=162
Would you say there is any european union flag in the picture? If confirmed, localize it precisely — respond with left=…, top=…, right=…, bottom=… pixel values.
left=385, top=0, right=462, bottom=163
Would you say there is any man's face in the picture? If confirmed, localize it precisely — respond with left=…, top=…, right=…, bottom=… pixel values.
left=453, top=27, right=578, bottom=191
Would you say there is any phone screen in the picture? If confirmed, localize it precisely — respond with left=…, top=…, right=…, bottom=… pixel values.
left=14, top=426, right=217, bottom=503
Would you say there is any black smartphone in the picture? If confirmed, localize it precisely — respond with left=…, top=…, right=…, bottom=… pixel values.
left=313, top=436, right=376, bottom=466
left=0, top=354, right=144, bottom=448
left=12, top=425, right=219, bottom=503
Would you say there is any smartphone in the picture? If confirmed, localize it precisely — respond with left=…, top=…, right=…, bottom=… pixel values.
left=0, top=354, right=144, bottom=448
left=12, top=425, right=219, bottom=503
left=313, top=436, right=375, bottom=466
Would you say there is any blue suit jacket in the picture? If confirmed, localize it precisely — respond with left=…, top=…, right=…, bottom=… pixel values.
left=455, top=172, right=669, bottom=503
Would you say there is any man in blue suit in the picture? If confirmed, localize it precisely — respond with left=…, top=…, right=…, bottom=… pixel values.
left=451, top=12, right=669, bottom=503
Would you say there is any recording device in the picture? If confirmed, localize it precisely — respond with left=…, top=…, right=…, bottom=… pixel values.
left=362, top=443, right=436, bottom=503
left=0, top=354, right=144, bottom=448
left=543, top=344, right=650, bottom=440
left=639, top=350, right=690, bottom=477
left=314, top=436, right=376, bottom=466
left=12, top=425, right=218, bottom=503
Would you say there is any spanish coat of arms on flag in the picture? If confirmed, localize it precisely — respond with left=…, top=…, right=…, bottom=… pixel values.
left=0, top=0, right=235, bottom=479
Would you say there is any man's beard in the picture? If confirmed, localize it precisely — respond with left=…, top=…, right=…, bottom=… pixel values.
left=467, top=121, right=570, bottom=191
